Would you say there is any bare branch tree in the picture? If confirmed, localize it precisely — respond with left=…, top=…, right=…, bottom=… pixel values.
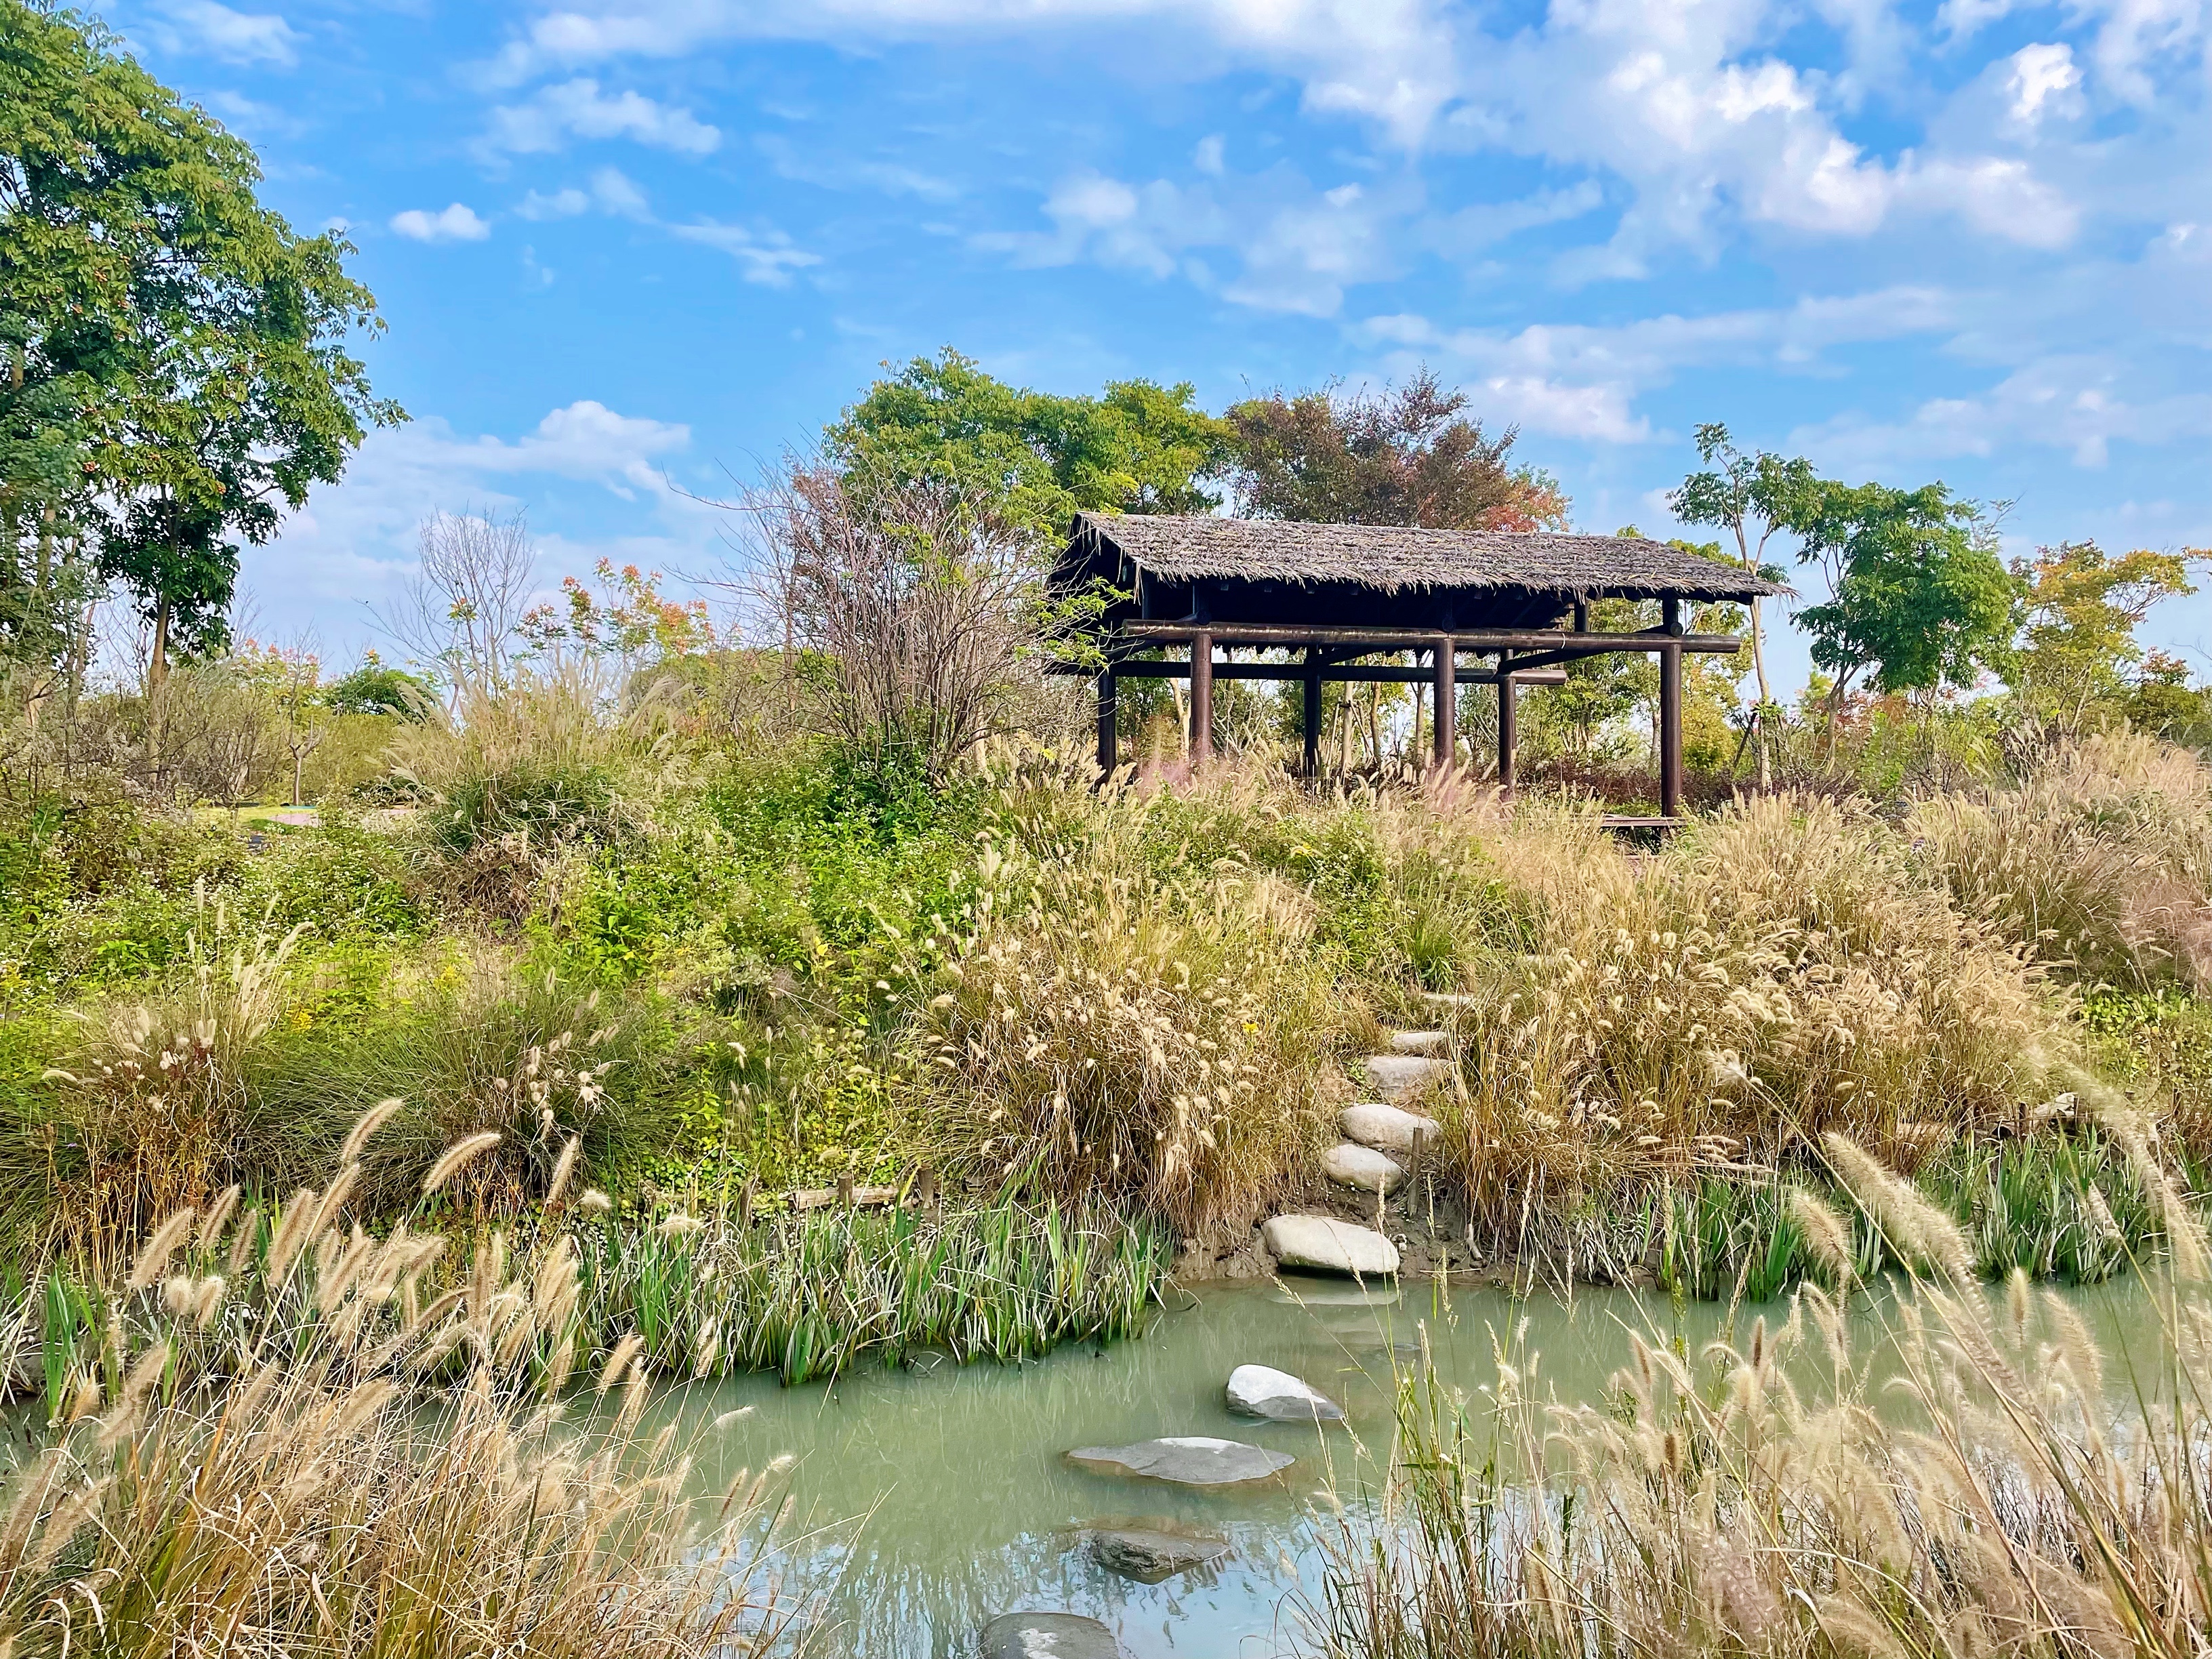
left=373, top=508, right=536, bottom=707
left=736, top=464, right=1048, bottom=775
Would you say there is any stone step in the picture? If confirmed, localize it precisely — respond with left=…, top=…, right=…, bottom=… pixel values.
left=1387, top=1029, right=1448, bottom=1054
left=1360, top=1053, right=1451, bottom=1102
left=1322, top=1142, right=1404, bottom=1195
left=1066, top=1437, right=1294, bottom=1488
left=1339, top=1101, right=1442, bottom=1153
left=1262, top=1214, right=1401, bottom=1277
left=1419, top=990, right=1479, bottom=1010
left=1227, top=1364, right=1345, bottom=1422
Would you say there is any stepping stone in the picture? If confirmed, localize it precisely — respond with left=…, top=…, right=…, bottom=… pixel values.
left=1226, top=1364, right=1345, bottom=1422
left=981, top=1612, right=1123, bottom=1659
left=1361, top=1054, right=1451, bottom=1103
left=1340, top=1101, right=1442, bottom=1154
left=1419, top=990, right=1479, bottom=1010
left=1324, top=1142, right=1404, bottom=1195
left=1389, top=1029, right=1448, bottom=1054
left=1066, top=1437, right=1294, bottom=1488
left=1088, top=1527, right=1231, bottom=1583
left=1261, top=1214, right=1400, bottom=1277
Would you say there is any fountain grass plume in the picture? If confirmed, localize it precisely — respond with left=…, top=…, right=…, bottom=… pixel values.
left=1312, top=1139, right=2212, bottom=1659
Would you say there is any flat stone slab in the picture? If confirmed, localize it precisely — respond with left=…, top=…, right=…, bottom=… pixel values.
left=1339, top=1101, right=1442, bottom=1154
left=1088, top=1528, right=1231, bottom=1583
left=1388, top=1029, right=1448, bottom=1054
left=1066, top=1437, right=1294, bottom=1488
left=1323, top=1142, right=1404, bottom=1195
left=1419, top=990, right=1479, bottom=1010
left=1227, top=1364, right=1345, bottom=1422
left=1262, top=1214, right=1401, bottom=1277
left=981, top=1612, right=1122, bottom=1659
left=1360, top=1054, right=1450, bottom=1103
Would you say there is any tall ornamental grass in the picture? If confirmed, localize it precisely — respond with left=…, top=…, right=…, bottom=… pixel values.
left=0, top=1130, right=799, bottom=1659
left=1315, top=1135, right=2212, bottom=1659
left=1912, top=734, right=2212, bottom=994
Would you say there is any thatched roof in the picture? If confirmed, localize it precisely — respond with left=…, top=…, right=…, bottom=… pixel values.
left=1067, top=512, right=1782, bottom=601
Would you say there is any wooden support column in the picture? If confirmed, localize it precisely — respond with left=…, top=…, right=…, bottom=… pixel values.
left=1659, top=642, right=1683, bottom=818
left=1095, top=672, right=1118, bottom=776
left=1188, top=632, right=1213, bottom=767
left=1496, top=652, right=1517, bottom=791
left=1432, top=644, right=1455, bottom=769
left=1302, top=649, right=1322, bottom=777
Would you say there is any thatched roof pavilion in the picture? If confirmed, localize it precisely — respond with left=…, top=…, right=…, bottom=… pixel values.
left=1054, top=512, right=1782, bottom=819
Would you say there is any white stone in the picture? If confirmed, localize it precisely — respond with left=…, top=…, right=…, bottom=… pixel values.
left=1339, top=1101, right=1442, bottom=1154
left=1389, top=1029, right=1448, bottom=1054
left=980, top=1612, right=1122, bottom=1659
left=1361, top=1054, right=1450, bottom=1103
left=1323, top=1142, right=1404, bottom=1195
left=1066, top=1437, right=1294, bottom=1487
left=1226, top=1364, right=1345, bottom=1422
left=1419, top=990, right=1479, bottom=1010
left=1261, top=1214, right=1401, bottom=1277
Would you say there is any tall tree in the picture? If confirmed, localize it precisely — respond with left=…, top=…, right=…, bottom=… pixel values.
left=1792, top=480, right=2018, bottom=741
left=1666, top=424, right=1818, bottom=785
left=2005, top=541, right=2198, bottom=737
left=0, top=1, right=402, bottom=687
left=825, top=348, right=1231, bottom=542
left=1223, top=369, right=1568, bottom=531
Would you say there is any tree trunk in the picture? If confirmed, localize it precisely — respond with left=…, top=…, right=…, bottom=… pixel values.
left=149, top=596, right=172, bottom=692
left=1748, top=595, right=1773, bottom=790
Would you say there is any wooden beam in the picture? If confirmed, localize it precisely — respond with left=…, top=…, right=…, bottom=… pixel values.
left=1096, top=672, right=1117, bottom=777
left=1498, top=653, right=1518, bottom=792
left=1433, top=643, right=1455, bottom=769
left=1659, top=640, right=1683, bottom=818
left=1113, top=620, right=1744, bottom=654
left=1189, top=629, right=1212, bottom=768
left=1098, top=659, right=1566, bottom=685
left=1302, top=649, right=1322, bottom=778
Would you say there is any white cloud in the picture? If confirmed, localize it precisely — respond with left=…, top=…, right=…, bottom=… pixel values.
left=390, top=203, right=493, bottom=242
left=1790, top=356, right=2212, bottom=470
left=2007, top=43, right=2085, bottom=125
left=1354, top=286, right=1963, bottom=442
left=148, top=0, right=302, bottom=66
left=669, top=220, right=821, bottom=284
left=1193, top=134, right=1226, bottom=176
left=519, top=167, right=653, bottom=220
left=480, top=79, right=722, bottom=158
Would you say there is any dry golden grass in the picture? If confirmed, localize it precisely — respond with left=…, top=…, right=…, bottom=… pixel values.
left=1912, top=733, right=2212, bottom=994
left=0, top=1131, right=800, bottom=1659
left=1317, top=1136, right=2212, bottom=1659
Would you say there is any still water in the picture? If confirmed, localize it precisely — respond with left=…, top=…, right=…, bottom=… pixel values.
left=649, top=1272, right=2163, bottom=1659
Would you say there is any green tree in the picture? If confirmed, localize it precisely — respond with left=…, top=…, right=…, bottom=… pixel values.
left=0, top=1, right=402, bottom=687
left=1666, top=423, right=1819, bottom=785
left=825, top=348, right=1230, bottom=541
left=325, top=651, right=432, bottom=720
left=1792, top=480, right=2018, bottom=743
left=1224, top=368, right=1568, bottom=531
left=2005, top=541, right=2198, bottom=737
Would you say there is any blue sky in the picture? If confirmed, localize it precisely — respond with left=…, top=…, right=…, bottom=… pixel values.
left=106, top=0, right=2212, bottom=693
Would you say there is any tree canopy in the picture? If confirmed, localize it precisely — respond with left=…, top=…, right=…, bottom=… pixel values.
left=1793, top=480, right=2017, bottom=701
left=1224, top=369, right=1568, bottom=531
left=1, top=0, right=401, bottom=680
left=824, top=349, right=1231, bottom=542
left=2005, top=541, right=2198, bottom=736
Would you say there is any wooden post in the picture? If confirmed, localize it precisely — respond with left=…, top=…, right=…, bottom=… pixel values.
left=1432, top=644, right=1455, bottom=769
left=1095, top=672, right=1118, bottom=777
left=837, top=1172, right=856, bottom=1210
left=1189, top=632, right=1213, bottom=768
left=1659, top=641, right=1683, bottom=819
left=1573, top=599, right=1590, bottom=633
left=1496, top=652, right=1517, bottom=791
left=1302, top=649, right=1322, bottom=777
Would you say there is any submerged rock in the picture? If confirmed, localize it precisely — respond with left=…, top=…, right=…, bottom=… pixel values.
left=1226, top=1363, right=1344, bottom=1422
left=1388, top=1029, right=1448, bottom=1054
left=1065, top=1436, right=1294, bottom=1488
left=1360, top=1054, right=1450, bottom=1103
left=1261, top=1214, right=1401, bottom=1277
left=1088, top=1527, right=1231, bottom=1583
left=979, top=1612, right=1122, bottom=1659
left=1323, top=1142, right=1405, bottom=1195
left=1339, top=1101, right=1442, bottom=1154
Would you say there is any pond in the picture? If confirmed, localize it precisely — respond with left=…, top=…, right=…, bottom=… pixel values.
left=654, top=1271, right=2165, bottom=1659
